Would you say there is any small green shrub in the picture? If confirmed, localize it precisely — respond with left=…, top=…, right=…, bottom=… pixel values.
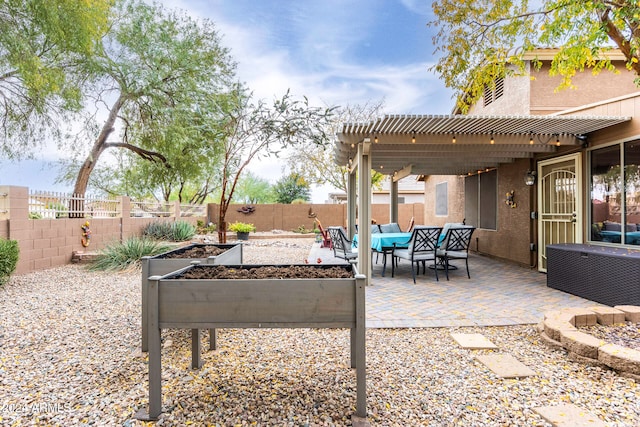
left=89, top=237, right=174, bottom=271
left=142, top=220, right=197, bottom=241
left=0, top=238, right=19, bottom=285
left=196, top=220, right=216, bottom=234
left=171, top=221, right=197, bottom=241
left=28, top=212, right=42, bottom=219
left=228, top=221, right=256, bottom=233
left=293, top=225, right=314, bottom=234
left=142, top=221, right=173, bottom=240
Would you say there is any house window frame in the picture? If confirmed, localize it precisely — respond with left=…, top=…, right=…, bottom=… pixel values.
left=587, top=137, right=640, bottom=247
left=435, top=182, right=448, bottom=216
left=464, top=169, right=498, bottom=230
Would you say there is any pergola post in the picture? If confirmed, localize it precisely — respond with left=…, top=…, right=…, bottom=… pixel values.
left=347, top=168, right=357, bottom=238
left=357, top=140, right=372, bottom=283
left=389, top=178, right=399, bottom=224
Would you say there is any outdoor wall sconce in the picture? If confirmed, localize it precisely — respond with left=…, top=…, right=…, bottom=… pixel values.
left=524, top=170, right=537, bottom=186
left=452, top=134, right=456, bottom=144
left=505, top=190, right=516, bottom=208
left=411, top=130, right=416, bottom=143
left=490, top=133, right=495, bottom=144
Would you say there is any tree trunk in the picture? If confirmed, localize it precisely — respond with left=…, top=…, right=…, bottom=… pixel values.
left=217, top=201, right=227, bottom=243
left=71, top=93, right=126, bottom=217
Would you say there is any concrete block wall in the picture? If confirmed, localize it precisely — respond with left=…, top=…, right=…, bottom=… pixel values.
left=207, top=203, right=423, bottom=233
left=2, top=185, right=424, bottom=274
left=0, top=186, right=205, bottom=275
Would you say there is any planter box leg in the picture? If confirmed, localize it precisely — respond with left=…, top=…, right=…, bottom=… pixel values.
left=209, top=328, right=217, bottom=351
left=355, top=275, right=366, bottom=419
left=135, top=277, right=162, bottom=421
left=192, top=329, right=202, bottom=369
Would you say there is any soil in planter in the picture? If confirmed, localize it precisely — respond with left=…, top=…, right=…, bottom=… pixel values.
left=161, top=246, right=228, bottom=259
left=176, top=265, right=353, bottom=279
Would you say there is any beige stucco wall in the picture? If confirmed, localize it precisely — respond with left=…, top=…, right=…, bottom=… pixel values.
left=467, top=60, right=639, bottom=117
left=468, top=63, right=532, bottom=116
left=530, top=61, right=639, bottom=114
left=423, top=159, right=535, bottom=267
left=422, top=175, right=465, bottom=226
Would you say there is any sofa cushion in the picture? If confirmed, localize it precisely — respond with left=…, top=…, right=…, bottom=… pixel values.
left=380, top=223, right=402, bottom=233
left=603, top=221, right=621, bottom=231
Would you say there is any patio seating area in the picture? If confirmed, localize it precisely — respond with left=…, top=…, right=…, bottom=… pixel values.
left=308, top=242, right=608, bottom=328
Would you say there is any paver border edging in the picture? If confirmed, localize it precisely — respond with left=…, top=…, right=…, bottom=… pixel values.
left=539, top=305, right=640, bottom=381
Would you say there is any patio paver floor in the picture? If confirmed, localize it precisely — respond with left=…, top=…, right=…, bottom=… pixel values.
left=308, top=243, right=606, bottom=328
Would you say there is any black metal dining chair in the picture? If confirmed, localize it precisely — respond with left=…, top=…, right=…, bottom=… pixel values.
left=436, top=226, right=475, bottom=280
left=391, top=226, right=442, bottom=283
left=327, top=226, right=358, bottom=263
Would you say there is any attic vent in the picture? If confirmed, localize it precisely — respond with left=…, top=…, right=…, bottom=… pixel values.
left=483, top=77, right=505, bottom=107
left=494, top=77, right=504, bottom=99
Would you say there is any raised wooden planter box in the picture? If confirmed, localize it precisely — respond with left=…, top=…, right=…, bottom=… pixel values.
left=136, top=263, right=366, bottom=421
left=141, top=243, right=243, bottom=352
left=547, top=243, right=640, bottom=306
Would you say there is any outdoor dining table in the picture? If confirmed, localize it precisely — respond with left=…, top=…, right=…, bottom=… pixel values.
left=352, top=232, right=411, bottom=276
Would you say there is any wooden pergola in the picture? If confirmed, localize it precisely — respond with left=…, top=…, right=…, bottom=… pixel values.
left=334, top=114, right=630, bottom=282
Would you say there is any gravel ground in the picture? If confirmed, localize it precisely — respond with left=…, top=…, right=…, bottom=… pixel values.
left=0, top=239, right=639, bottom=426
left=579, top=322, right=640, bottom=351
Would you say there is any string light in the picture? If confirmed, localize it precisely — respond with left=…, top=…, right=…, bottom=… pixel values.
left=452, top=134, right=456, bottom=144
left=529, top=133, right=535, bottom=145
left=555, top=135, right=560, bottom=146
left=490, top=133, right=495, bottom=144
left=374, top=134, right=378, bottom=143
left=411, top=130, right=416, bottom=144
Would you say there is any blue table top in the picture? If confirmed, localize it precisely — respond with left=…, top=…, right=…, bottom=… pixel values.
left=598, top=230, right=640, bottom=245
left=353, top=232, right=411, bottom=252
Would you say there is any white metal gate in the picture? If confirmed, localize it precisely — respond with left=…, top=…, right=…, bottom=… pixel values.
left=538, top=153, right=582, bottom=272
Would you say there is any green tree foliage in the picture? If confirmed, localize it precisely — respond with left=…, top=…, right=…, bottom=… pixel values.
left=286, top=100, right=386, bottom=193
left=429, top=0, right=640, bottom=112
left=0, top=0, right=114, bottom=158
left=215, top=87, right=334, bottom=242
left=0, top=238, right=19, bottom=285
left=234, top=171, right=275, bottom=204
left=272, top=173, right=311, bottom=204
left=70, top=0, right=236, bottom=199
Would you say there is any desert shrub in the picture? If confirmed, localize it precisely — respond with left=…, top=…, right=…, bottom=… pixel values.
left=142, top=220, right=196, bottom=241
left=170, top=220, right=197, bottom=241
left=0, top=238, right=19, bottom=285
left=88, top=237, right=173, bottom=271
left=142, top=221, right=173, bottom=240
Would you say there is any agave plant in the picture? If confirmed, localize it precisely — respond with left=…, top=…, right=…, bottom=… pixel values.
left=88, top=237, right=174, bottom=271
left=142, top=220, right=196, bottom=241
left=170, top=221, right=197, bottom=241
left=142, top=221, right=173, bottom=240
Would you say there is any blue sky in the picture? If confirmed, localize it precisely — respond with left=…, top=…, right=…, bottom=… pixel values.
left=1, top=0, right=455, bottom=202
left=184, top=0, right=454, bottom=113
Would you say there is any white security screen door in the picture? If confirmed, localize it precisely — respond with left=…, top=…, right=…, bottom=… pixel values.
left=538, top=153, right=583, bottom=272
